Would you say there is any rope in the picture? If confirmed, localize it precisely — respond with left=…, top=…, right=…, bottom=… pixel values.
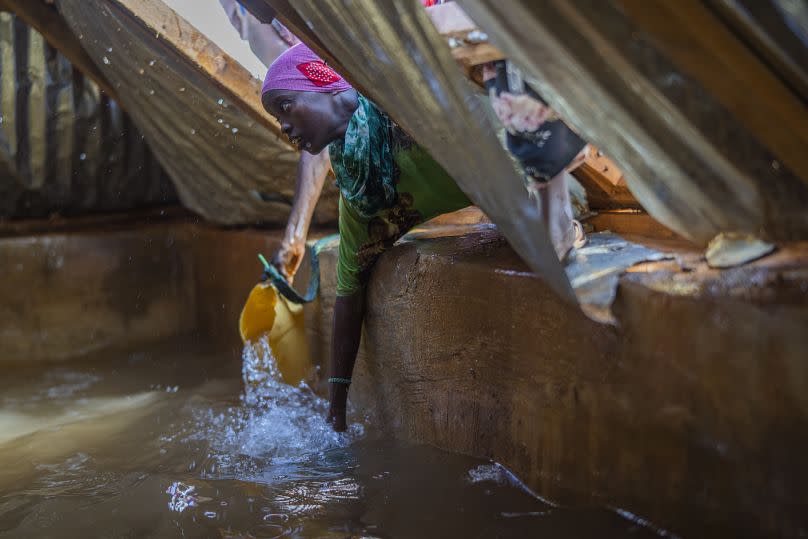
left=257, top=234, right=339, bottom=304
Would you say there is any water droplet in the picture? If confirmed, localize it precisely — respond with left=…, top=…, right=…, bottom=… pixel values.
left=149, top=59, right=156, bottom=66
left=224, top=123, right=230, bottom=129
left=231, top=127, right=238, bottom=134
left=138, top=68, right=145, bottom=75
left=179, top=87, right=185, bottom=92
left=204, top=511, right=217, bottom=519
left=106, top=47, right=112, bottom=52
left=79, top=153, right=87, bottom=161
left=263, top=513, right=290, bottom=523
left=190, top=129, right=196, bottom=135
left=217, top=118, right=223, bottom=124
left=149, top=90, right=155, bottom=95
left=102, top=56, right=110, bottom=65
left=217, top=98, right=224, bottom=105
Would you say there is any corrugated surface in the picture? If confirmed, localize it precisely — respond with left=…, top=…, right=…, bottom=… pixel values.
left=0, top=12, right=175, bottom=219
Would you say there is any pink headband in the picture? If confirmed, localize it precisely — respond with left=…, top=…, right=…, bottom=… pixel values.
left=262, top=43, right=353, bottom=96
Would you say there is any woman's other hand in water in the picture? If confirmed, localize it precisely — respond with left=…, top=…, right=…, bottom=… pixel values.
left=271, top=238, right=305, bottom=282
left=326, top=407, right=347, bottom=432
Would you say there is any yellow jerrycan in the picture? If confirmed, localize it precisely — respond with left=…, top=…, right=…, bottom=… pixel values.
left=239, top=281, right=311, bottom=386
left=238, top=238, right=336, bottom=386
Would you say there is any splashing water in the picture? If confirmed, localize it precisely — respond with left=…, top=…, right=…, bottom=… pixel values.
left=0, top=339, right=667, bottom=538
left=194, top=337, right=363, bottom=478
left=166, top=481, right=197, bottom=513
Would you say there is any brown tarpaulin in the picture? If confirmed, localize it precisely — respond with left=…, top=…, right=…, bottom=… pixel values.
left=458, top=0, right=808, bottom=245
left=54, top=0, right=340, bottom=226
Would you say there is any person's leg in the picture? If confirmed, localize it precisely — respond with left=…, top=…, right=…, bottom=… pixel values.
left=527, top=170, right=585, bottom=261
left=483, top=60, right=588, bottom=261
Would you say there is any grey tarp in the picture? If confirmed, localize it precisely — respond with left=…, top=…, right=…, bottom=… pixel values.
left=0, top=12, right=175, bottom=219
left=267, top=0, right=575, bottom=302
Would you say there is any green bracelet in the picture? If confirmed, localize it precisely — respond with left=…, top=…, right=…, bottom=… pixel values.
left=328, top=377, right=352, bottom=385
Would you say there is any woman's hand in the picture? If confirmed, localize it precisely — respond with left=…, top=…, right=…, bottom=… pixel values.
left=271, top=148, right=331, bottom=282
left=271, top=238, right=305, bottom=282
left=326, top=291, right=365, bottom=432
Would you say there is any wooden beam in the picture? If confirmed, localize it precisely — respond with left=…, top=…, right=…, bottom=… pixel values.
left=584, top=209, right=687, bottom=243
left=0, top=0, right=120, bottom=103
left=425, top=2, right=505, bottom=74
left=449, top=42, right=502, bottom=75
left=572, top=147, right=641, bottom=210
left=111, top=0, right=281, bottom=135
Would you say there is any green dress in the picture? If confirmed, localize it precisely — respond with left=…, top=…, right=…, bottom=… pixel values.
left=329, top=95, right=471, bottom=296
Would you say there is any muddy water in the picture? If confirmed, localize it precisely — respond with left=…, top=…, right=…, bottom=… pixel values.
left=0, top=339, right=663, bottom=538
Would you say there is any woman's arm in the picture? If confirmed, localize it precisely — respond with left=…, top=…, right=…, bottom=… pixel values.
left=326, top=288, right=365, bottom=432
left=272, top=148, right=331, bottom=281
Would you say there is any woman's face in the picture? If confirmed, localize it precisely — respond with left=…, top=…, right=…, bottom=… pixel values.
left=263, top=89, right=344, bottom=154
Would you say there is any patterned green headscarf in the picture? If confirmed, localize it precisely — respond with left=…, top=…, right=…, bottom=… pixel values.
left=328, top=94, right=397, bottom=219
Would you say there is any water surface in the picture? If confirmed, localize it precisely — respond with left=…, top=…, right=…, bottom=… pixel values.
left=0, top=339, right=663, bottom=538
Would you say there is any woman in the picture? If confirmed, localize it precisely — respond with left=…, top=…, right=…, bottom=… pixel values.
left=483, top=60, right=588, bottom=258
left=217, top=2, right=333, bottom=281
left=263, top=43, right=590, bottom=430
left=262, top=43, right=472, bottom=431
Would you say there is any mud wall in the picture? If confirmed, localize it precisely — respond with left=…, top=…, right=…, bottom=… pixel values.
left=0, top=222, right=288, bottom=364
left=315, top=230, right=808, bottom=538
left=0, top=224, right=196, bottom=362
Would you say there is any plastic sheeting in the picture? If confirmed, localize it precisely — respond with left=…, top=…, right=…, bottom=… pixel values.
left=267, top=0, right=574, bottom=302
left=565, top=232, right=669, bottom=323
left=0, top=12, right=175, bottom=219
